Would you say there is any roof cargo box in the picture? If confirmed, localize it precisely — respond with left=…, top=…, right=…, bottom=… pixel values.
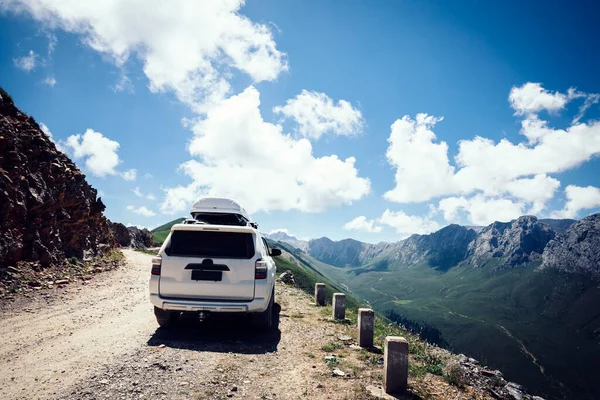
left=189, top=198, right=252, bottom=227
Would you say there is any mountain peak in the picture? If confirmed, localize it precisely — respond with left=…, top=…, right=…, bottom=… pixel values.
left=542, top=213, right=600, bottom=278
left=467, top=216, right=556, bottom=268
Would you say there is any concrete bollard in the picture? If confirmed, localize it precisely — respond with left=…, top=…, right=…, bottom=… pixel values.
left=358, top=308, right=374, bottom=348
left=384, top=336, right=409, bottom=394
left=315, top=283, right=326, bottom=306
left=332, top=293, right=346, bottom=320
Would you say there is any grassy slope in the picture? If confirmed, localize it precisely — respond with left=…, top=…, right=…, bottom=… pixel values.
left=270, top=245, right=468, bottom=390
left=150, top=218, right=185, bottom=245
left=307, top=254, right=600, bottom=400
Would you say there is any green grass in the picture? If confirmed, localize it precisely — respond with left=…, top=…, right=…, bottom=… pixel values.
left=321, top=342, right=343, bottom=352
left=273, top=254, right=358, bottom=309
left=150, top=217, right=185, bottom=245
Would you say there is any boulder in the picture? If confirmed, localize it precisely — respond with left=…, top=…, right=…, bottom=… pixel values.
left=278, top=270, right=295, bottom=285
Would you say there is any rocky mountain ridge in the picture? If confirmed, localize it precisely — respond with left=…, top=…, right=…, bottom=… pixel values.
left=0, top=88, right=114, bottom=267
left=541, top=213, right=600, bottom=279
left=302, top=214, right=600, bottom=279
left=264, top=230, right=308, bottom=251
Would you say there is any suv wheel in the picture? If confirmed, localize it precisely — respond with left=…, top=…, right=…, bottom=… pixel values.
left=253, top=288, right=274, bottom=331
left=154, top=306, right=178, bottom=328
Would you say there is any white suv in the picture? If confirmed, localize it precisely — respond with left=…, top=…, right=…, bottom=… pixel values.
left=149, top=199, right=280, bottom=330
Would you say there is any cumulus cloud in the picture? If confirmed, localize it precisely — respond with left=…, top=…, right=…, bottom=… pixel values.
left=378, top=210, right=440, bottom=238
left=120, top=168, right=137, bottom=181
left=509, top=82, right=568, bottom=115
left=146, top=194, right=156, bottom=201
left=438, top=195, right=524, bottom=226
left=273, top=90, right=364, bottom=139
left=126, top=205, right=156, bottom=217
left=63, top=129, right=121, bottom=177
left=2, top=0, right=287, bottom=112
left=384, top=83, right=600, bottom=223
left=13, top=49, right=37, bottom=71
left=343, top=216, right=382, bottom=233
left=384, top=114, right=455, bottom=203
left=161, top=86, right=370, bottom=214
left=551, top=185, right=600, bottom=219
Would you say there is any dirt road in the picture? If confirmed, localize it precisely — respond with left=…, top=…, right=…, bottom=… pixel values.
left=0, top=250, right=391, bottom=400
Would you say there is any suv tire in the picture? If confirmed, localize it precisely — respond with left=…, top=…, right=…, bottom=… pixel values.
left=154, top=306, right=178, bottom=328
left=253, top=288, right=274, bottom=331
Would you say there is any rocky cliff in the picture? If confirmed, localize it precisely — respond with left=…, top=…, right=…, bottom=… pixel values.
left=541, top=213, right=600, bottom=279
left=307, top=237, right=371, bottom=267
left=0, top=88, right=113, bottom=267
left=390, top=224, right=477, bottom=270
left=466, top=216, right=556, bottom=268
left=109, top=222, right=153, bottom=249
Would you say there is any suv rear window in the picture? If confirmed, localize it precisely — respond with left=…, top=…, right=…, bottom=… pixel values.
left=166, top=230, right=255, bottom=259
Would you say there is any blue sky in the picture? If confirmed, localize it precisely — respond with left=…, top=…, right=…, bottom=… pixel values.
left=1, top=0, right=599, bottom=243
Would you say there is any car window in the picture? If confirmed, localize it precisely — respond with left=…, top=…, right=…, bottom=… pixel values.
left=262, top=237, right=270, bottom=255
left=166, top=230, right=254, bottom=259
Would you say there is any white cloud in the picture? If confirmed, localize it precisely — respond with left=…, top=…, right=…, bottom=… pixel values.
left=132, top=186, right=156, bottom=200
left=161, top=184, right=200, bottom=215
left=63, top=129, right=121, bottom=177
left=273, top=90, right=364, bottom=139
left=2, top=0, right=287, bottom=112
left=13, top=49, right=37, bottom=71
left=126, top=205, right=156, bottom=217
left=120, top=168, right=137, bottom=181
left=384, top=83, right=600, bottom=222
left=439, top=195, right=524, bottom=226
left=126, top=223, right=149, bottom=230
left=509, top=82, right=568, bottom=115
left=161, top=86, right=370, bottom=215
left=39, top=122, right=52, bottom=139
left=42, top=76, right=56, bottom=87
left=144, top=173, right=153, bottom=179
left=343, top=216, right=382, bottom=233
left=268, top=228, right=289, bottom=235
left=378, top=209, right=440, bottom=238
left=551, top=185, right=600, bottom=219
left=384, top=114, right=455, bottom=203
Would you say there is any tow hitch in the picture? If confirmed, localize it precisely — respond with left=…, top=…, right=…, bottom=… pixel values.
left=198, top=311, right=210, bottom=321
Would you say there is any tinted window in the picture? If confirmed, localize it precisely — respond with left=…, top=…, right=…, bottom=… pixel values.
left=166, top=230, right=255, bottom=259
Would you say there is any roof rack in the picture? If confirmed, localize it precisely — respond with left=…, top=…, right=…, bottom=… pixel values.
left=183, top=218, right=206, bottom=225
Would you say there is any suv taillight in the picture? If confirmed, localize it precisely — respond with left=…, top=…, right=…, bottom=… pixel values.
left=255, top=259, right=268, bottom=279
left=151, top=256, right=162, bottom=276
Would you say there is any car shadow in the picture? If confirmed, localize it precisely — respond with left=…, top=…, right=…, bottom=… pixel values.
left=147, top=303, right=281, bottom=355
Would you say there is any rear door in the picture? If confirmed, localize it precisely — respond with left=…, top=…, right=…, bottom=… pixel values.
left=159, top=227, right=257, bottom=301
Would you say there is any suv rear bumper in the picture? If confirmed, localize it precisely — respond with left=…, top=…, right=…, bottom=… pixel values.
left=150, top=293, right=269, bottom=313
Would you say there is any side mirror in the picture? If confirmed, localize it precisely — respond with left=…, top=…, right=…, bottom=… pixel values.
left=270, top=248, right=282, bottom=257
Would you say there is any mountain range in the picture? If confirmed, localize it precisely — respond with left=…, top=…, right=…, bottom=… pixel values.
left=267, top=214, right=600, bottom=400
